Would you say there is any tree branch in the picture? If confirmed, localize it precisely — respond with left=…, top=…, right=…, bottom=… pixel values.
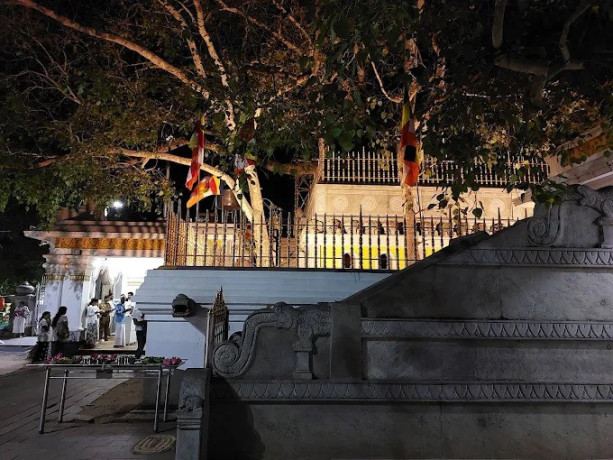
left=215, top=0, right=303, bottom=55
left=261, top=158, right=317, bottom=175
left=559, top=0, right=594, bottom=64
left=113, top=148, right=254, bottom=221
left=271, top=0, right=312, bottom=44
left=192, top=0, right=236, bottom=130
left=370, top=59, right=402, bottom=103
left=11, top=0, right=210, bottom=98
left=492, top=0, right=508, bottom=50
left=157, top=0, right=207, bottom=81
left=494, top=55, right=549, bottom=75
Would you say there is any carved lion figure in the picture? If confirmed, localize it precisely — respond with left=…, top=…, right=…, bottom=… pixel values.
left=178, top=395, right=203, bottom=413
left=577, top=185, right=613, bottom=218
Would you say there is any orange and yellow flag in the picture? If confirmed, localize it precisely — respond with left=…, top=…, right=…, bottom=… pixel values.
left=399, top=99, right=419, bottom=187
left=186, top=176, right=221, bottom=208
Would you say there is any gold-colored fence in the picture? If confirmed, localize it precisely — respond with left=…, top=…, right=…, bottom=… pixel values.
left=164, top=202, right=520, bottom=270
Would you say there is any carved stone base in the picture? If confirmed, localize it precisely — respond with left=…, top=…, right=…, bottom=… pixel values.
left=293, top=350, right=313, bottom=380
left=176, top=369, right=210, bottom=460
left=599, top=217, right=613, bottom=248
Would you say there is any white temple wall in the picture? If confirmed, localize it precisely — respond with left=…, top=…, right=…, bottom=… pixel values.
left=309, top=183, right=534, bottom=220
left=89, top=256, right=164, bottom=300
left=40, top=252, right=163, bottom=337
left=136, top=269, right=390, bottom=367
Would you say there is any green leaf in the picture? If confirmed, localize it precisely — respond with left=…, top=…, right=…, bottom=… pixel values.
left=338, top=131, right=354, bottom=152
left=333, top=17, right=351, bottom=39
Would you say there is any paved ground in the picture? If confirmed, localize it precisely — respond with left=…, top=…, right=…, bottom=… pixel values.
left=0, top=348, right=176, bottom=460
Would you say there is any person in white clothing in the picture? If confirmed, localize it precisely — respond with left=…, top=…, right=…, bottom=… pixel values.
left=84, top=298, right=100, bottom=348
left=12, top=301, right=31, bottom=337
left=124, top=292, right=136, bottom=345
left=113, top=295, right=132, bottom=347
left=32, top=311, right=51, bottom=362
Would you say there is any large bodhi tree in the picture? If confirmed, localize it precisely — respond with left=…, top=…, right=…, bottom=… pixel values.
left=0, top=0, right=611, bottom=225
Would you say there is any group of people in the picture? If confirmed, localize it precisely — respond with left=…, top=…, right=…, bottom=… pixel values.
left=32, top=306, right=70, bottom=362
left=31, top=292, right=147, bottom=362
left=83, top=292, right=147, bottom=357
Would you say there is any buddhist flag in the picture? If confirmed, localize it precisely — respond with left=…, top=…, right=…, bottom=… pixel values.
left=399, top=99, right=419, bottom=187
left=186, top=176, right=221, bottom=208
left=234, top=154, right=255, bottom=175
left=185, top=121, right=205, bottom=190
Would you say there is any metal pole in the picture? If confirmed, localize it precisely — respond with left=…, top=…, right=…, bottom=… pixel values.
left=154, top=367, right=163, bottom=432
left=39, top=367, right=51, bottom=434
left=163, top=371, right=171, bottom=422
left=58, top=369, right=69, bottom=422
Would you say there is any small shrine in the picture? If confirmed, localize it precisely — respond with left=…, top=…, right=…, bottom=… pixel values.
left=24, top=207, right=165, bottom=334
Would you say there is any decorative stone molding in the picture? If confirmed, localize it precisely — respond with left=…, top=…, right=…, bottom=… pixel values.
left=443, top=248, right=613, bottom=266
left=362, top=319, right=613, bottom=340
left=361, top=197, right=377, bottom=212
left=45, top=274, right=65, bottom=282
left=527, top=206, right=562, bottom=246
left=211, top=380, right=613, bottom=403
left=213, top=302, right=331, bottom=379
left=69, top=274, right=91, bottom=282
left=389, top=197, right=403, bottom=212
left=55, top=237, right=164, bottom=251
left=332, top=196, right=348, bottom=211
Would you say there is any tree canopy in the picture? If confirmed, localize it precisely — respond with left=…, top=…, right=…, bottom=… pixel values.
left=0, top=0, right=611, bottom=223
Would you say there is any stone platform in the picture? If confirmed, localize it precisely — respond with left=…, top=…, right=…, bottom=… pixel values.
left=198, top=186, right=613, bottom=459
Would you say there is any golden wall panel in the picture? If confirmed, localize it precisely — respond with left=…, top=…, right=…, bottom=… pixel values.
left=55, top=237, right=164, bottom=251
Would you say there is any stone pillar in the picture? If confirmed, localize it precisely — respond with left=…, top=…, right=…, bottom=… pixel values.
left=599, top=217, right=613, bottom=248
left=176, top=369, right=211, bottom=460
left=42, top=253, right=68, bottom=317
left=330, top=302, right=362, bottom=379
left=43, top=252, right=95, bottom=334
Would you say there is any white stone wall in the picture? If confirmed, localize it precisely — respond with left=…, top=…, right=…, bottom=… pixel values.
left=309, top=183, right=534, bottom=221
left=136, top=269, right=390, bottom=367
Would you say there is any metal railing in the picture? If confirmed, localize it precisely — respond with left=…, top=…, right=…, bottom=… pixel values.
left=205, top=287, right=229, bottom=368
left=165, top=203, right=520, bottom=270
left=319, top=150, right=549, bottom=186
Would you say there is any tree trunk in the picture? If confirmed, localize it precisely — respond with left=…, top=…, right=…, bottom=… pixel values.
left=245, top=165, right=272, bottom=267
left=403, top=185, right=417, bottom=265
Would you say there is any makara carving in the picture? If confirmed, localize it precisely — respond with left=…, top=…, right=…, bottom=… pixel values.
left=527, top=206, right=562, bottom=246
left=213, top=302, right=331, bottom=379
left=577, top=185, right=613, bottom=218
left=578, top=185, right=613, bottom=248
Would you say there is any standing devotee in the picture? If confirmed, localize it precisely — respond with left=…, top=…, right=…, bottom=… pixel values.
left=132, top=303, right=147, bottom=359
left=84, top=298, right=100, bottom=348
left=98, top=295, right=113, bottom=341
left=12, top=301, right=31, bottom=337
left=113, top=295, right=132, bottom=348
left=51, top=306, right=69, bottom=356
left=32, top=311, right=51, bottom=362
left=124, top=292, right=136, bottom=345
